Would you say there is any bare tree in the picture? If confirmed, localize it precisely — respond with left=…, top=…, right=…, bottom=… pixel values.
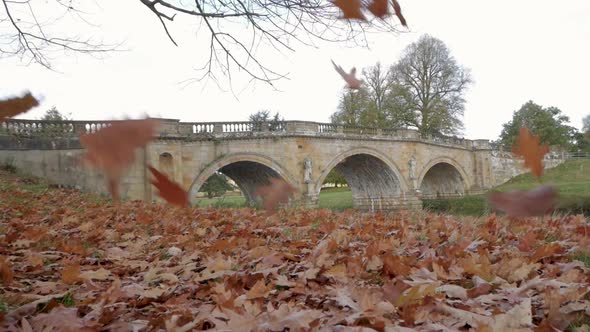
left=389, top=34, right=472, bottom=136
left=1, top=0, right=405, bottom=86
left=583, top=114, right=590, bottom=133
left=0, top=0, right=117, bottom=69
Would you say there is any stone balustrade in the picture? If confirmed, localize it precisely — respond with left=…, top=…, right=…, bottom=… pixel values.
left=1, top=118, right=491, bottom=150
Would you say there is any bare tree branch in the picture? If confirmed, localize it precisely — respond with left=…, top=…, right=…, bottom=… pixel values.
left=0, top=0, right=118, bottom=69
left=1, top=0, right=406, bottom=87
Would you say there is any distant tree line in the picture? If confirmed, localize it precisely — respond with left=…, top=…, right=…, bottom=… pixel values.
left=330, top=34, right=473, bottom=137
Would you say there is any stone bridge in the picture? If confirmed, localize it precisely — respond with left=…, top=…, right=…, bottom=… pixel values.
left=0, top=119, right=564, bottom=210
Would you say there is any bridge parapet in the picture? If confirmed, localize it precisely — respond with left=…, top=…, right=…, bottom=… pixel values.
left=1, top=118, right=492, bottom=150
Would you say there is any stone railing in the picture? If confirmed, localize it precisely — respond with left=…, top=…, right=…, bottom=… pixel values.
left=0, top=119, right=113, bottom=136
left=1, top=118, right=494, bottom=150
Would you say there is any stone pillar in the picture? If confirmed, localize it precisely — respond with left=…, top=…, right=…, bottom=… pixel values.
left=73, top=123, right=87, bottom=134
left=178, top=124, right=193, bottom=135
left=213, top=124, right=224, bottom=134
left=472, top=148, right=493, bottom=193
left=153, top=118, right=180, bottom=135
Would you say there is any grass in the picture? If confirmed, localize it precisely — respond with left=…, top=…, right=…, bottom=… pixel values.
left=196, top=186, right=354, bottom=210
left=0, top=295, right=7, bottom=315
left=572, top=252, right=590, bottom=268
left=318, top=187, right=353, bottom=211
left=196, top=195, right=247, bottom=208
left=495, top=159, right=590, bottom=198
left=424, top=160, right=590, bottom=216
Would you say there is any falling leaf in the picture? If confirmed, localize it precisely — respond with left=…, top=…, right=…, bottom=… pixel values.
left=512, top=127, right=550, bottom=178
left=79, top=119, right=160, bottom=200
left=254, top=177, right=296, bottom=213
left=148, top=166, right=189, bottom=207
left=331, top=0, right=366, bottom=20
left=367, top=0, right=388, bottom=18
left=332, top=60, right=362, bottom=89
left=488, top=185, right=557, bottom=217
left=392, top=0, right=407, bottom=26
left=0, top=92, right=39, bottom=122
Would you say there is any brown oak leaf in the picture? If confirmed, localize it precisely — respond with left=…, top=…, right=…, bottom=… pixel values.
left=61, top=263, right=82, bottom=285
left=80, top=119, right=160, bottom=200
left=148, top=166, right=189, bottom=207
left=392, top=0, right=407, bottom=26
left=488, top=185, right=557, bottom=218
left=0, top=256, right=14, bottom=285
left=332, top=60, right=362, bottom=89
left=0, top=92, right=39, bottom=122
left=254, top=177, right=296, bottom=214
left=512, top=127, right=550, bottom=178
left=331, top=0, right=366, bottom=20
left=368, top=0, right=389, bottom=18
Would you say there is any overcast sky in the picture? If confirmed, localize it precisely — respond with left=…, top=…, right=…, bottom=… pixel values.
left=2, top=0, right=589, bottom=140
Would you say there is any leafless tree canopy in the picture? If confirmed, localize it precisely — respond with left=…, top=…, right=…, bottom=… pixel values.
left=0, top=0, right=116, bottom=70
left=1, top=0, right=404, bottom=86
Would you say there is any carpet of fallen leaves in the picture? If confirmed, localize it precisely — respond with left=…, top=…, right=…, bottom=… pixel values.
left=2, top=172, right=590, bottom=331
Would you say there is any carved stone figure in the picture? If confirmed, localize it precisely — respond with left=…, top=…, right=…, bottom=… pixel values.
left=409, top=155, right=417, bottom=180
left=304, top=157, right=312, bottom=183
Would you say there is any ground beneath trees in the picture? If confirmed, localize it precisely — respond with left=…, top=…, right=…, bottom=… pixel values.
left=2, top=171, right=590, bottom=331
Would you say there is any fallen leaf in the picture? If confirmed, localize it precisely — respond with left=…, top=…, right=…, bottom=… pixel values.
left=79, top=119, right=160, bottom=200
left=367, top=0, right=388, bottom=18
left=392, top=0, right=407, bottom=26
left=517, top=230, right=537, bottom=252
left=436, top=284, right=468, bottom=300
left=491, top=298, right=533, bottom=330
left=0, top=256, right=14, bottom=285
left=61, top=263, right=82, bottom=285
left=254, top=177, right=296, bottom=213
left=148, top=166, right=189, bottom=207
left=80, top=268, right=111, bottom=281
left=488, top=185, right=557, bottom=217
left=331, top=0, right=366, bottom=20
left=29, top=306, right=93, bottom=332
left=0, top=92, right=39, bottom=122
left=512, top=127, right=550, bottom=178
left=332, top=60, right=362, bottom=89
left=246, top=279, right=271, bottom=299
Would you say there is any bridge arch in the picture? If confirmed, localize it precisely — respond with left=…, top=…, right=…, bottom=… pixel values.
left=417, top=157, right=471, bottom=198
left=315, top=147, right=408, bottom=209
left=188, top=153, right=297, bottom=205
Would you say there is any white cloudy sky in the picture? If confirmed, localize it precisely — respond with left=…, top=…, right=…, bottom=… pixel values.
left=2, top=0, right=589, bottom=140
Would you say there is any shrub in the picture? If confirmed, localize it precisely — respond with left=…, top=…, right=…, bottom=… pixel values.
left=0, top=159, right=17, bottom=173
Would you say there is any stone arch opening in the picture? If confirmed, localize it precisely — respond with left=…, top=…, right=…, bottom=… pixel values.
left=188, top=154, right=296, bottom=206
left=419, top=162, right=465, bottom=198
left=318, top=152, right=405, bottom=210
left=158, top=152, right=174, bottom=179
